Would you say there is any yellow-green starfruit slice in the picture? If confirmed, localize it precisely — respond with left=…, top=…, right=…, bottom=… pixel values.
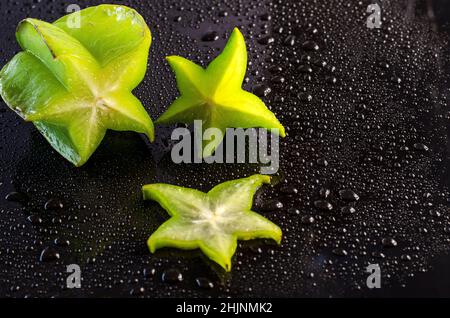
left=142, top=174, right=282, bottom=271
left=156, top=28, right=285, bottom=157
left=0, top=4, right=154, bottom=166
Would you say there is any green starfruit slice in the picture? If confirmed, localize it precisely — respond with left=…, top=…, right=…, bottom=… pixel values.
left=0, top=4, right=154, bottom=166
left=156, top=28, right=286, bottom=157
left=142, top=174, right=282, bottom=271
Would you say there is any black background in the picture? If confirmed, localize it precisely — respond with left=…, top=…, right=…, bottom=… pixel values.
left=0, top=0, right=449, bottom=297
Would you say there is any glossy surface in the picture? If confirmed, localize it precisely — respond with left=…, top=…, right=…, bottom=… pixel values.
left=0, top=0, right=449, bottom=297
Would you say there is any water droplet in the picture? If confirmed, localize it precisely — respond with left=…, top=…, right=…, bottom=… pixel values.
left=297, top=93, right=313, bottom=102
left=5, top=191, right=28, bottom=204
left=391, top=76, right=402, bottom=84
left=271, top=75, right=285, bottom=84
left=301, top=216, right=315, bottom=225
left=319, top=187, right=330, bottom=198
left=280, top=185, right=298, bottom=195
left=260, top=199, right=284, bottom=211
left=302, top=40, right=319, bottom=51
left=257, top=36, right=274, bottom=45
left=283, top=35, right=296, bottom=46
left=332, top=248, right=348, bottom=256
left=316, top=158, right=328, bottom=167
left=314, top=200, right=333, bottom=211
left=39, top=247, right=60, bottom=262
left=401, top=254, right=412, bottom=261
left=253, top=84, right=272, bottom=97
left=306, top=26, right=318, bottom=35
left=287, top=208, right=300, bottom=215
left=371, top=251, right=386, bottom=259
left=162, top=268, right=183, bottom=284
left=130, top=287, right=145, bottom=296
left=381, top=237, right=398, bottom=248
left=301, top=54, right=311, bottom=62
left=325, top=76, right=337, bottom=84
left=27, top=214, right=42, bottom=225
left=413, top=143, right=429, bottom=152
left=195, top=277, right=214, bottom=289
left=44, top=198, right=64, bottom=210
left=298, top=64, right=313, bottom=73
left=338, top=189, right=360, bottom=202
left=201, top=31, right=219, bottom=42
left=268, top=65, right=282, bottom=74
left=143, top=267, right=156, bottom=278
left=340, top=206, right=356, bottom=215
left=54, top=238, right=70, bottom=247
left=260, top=13, right=271, bottom=21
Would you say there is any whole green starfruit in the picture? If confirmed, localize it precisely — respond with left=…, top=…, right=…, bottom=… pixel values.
left=0, top=4, right=154, bottom=166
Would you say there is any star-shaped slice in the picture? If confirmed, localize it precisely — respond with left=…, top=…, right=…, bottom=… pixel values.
left=156, top=28, right=285, bottom=157
left=142, top=174, right=282, bottom=271
left=0, top=5, right=154, bottom=166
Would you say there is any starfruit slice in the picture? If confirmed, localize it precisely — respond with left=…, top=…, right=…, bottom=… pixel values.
left=143, top=174, right=282, bottom=271
left=156, top=28, right=285, bottom=157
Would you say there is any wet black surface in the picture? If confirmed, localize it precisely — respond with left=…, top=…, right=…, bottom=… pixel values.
left=0, top=0, right=449, bottom=297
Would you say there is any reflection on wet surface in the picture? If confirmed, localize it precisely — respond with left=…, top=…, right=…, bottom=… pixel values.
left=0, top=0, right=449, bottom=297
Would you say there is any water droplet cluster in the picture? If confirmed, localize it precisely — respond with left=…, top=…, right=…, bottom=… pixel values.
left=0, top=0, right=448, bottom=297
